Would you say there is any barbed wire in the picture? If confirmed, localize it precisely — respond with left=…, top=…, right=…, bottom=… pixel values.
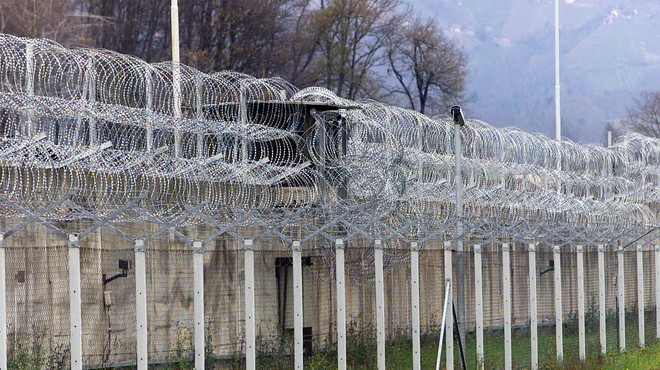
left=0, top=33, right=656, bottom=246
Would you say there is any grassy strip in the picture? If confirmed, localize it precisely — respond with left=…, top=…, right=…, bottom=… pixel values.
left=603, top=342, right=660, bottom=370
left=155, top=314, right=660, bottom=369
left=209, top=330, right=659, bottom=369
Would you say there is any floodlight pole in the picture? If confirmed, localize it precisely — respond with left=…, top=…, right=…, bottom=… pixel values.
left=171, top=0, right=182, bottom=157
left=145, top=67, right=154, bottom=151
left=454, top=122, right=463, bottom=245
left=25, top=41, right=35, bottom=137
left=452, top=107, right=467, bottom=370
left=554, top=0, right=561, bottom=141
left=554, top=0, right=563, bottom=198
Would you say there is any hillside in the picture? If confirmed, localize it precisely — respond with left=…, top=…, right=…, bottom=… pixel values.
left=416, top=0, right=660, bottom=143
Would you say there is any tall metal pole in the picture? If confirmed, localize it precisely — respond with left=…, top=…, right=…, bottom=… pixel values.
left=86, top=55, right=97, bottom=146
left=554, top=0, right=561, bottom=141
left=196, top=75, right=205, bottom=158
left=455, top=121, right=463, bottom=239
left=452, top=107, right=467, bottom=370
left=171, top=0, right=180, bottom=67
left=24, top=42, right=35, bottom=138
left=554, top=0, right=563, bottom=196
left=145, top=67, right=154, bottom=151
left=171, top=0, right=182, bottom=157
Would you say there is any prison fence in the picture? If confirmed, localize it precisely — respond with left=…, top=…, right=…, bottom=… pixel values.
left=0, top=33, right=657, bottom=370
left=2, top=221, right=658, bottom=369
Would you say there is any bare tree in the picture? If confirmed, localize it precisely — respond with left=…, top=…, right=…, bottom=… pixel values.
left=82, top=0, right=170, bottom=62
left=173, top=0, right=303, bottom=77
left=0, top=0, right=94, bottom=46
left=623, top=90, right=660, bottom=138
left=312, top=0, right=405, bottom=100
left=386, top=17, right=468, bottom=115
left=278, top=0, right=320, bottom=86
left=0, top=0, right=467, bottom=106
left=0, top=0, right=318, bottom=77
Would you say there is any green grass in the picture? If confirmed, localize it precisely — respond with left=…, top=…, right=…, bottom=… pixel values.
left=165, top=313, right=660, bottom=369
left=603, top=343, right=660, bottom=370
left=207, top=335, right=660, bottom=370
left=11, top=312, right=659, bottom=369
left=305, top=313, right=659, bottom=370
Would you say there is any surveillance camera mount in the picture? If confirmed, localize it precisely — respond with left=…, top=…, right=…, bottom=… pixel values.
left=103, top=259, right=132, bottom=285
left=450, top=105, right=465, bottom=126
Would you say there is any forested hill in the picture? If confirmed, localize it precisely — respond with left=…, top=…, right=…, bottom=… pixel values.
left=417, top=0, right=660, bottom=144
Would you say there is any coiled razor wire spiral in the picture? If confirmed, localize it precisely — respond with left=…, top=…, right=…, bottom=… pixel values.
left=0, top=33, right=657, bottom=243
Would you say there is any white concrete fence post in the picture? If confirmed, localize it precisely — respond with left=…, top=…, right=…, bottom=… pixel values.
left=553, top=245, right=563, bottom=362
left=502, top=243, right=512, bottom=370
left=617, top=245, right=625, bottom=352
left=135, top=239, right=148, bottom=370
left=528, top=244, right=538, bottom=370
left=636, top=244, right=644, bottom=348
left=374, top=239, right=386, bottom=370
left=193, top=241, right=205, bottom=369
left=0, top=234, right=6, bottom=370
left=244, top=239, right=256, bottom=370
left=598, top=244, right=606, bottom=354
left=444, top=241, right=454, bottom=370
left=577, top=245, right=585, bottom=361
left=474, top=244, right=484, bottom=370
left=292, top=241, right=303, bottom=370
left=68, top=234, right=83, bottom=370
left=335, top=239, right=346, bottom=370
left=411, top=242, right=421, bottom=370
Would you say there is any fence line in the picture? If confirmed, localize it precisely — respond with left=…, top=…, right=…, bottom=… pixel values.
left=0, top=224, right=659, bottom=368
left=0, top=33, right=657, bottom=369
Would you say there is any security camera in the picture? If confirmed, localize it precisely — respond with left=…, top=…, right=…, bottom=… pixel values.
left=118, top=259, right=132, bottom=272
left=450, top=105, right=465, bottom=126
